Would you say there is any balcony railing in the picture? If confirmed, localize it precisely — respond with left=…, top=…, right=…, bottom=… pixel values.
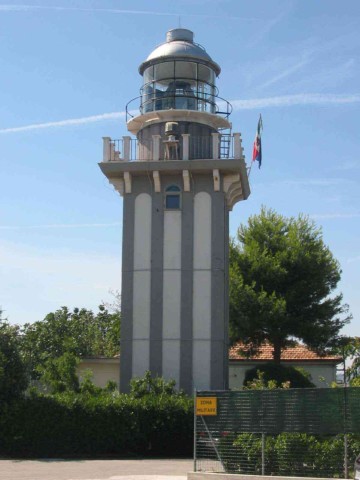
left=126, top=92, right=232, bottom=122
left=102, top=133, right=243, bottom=163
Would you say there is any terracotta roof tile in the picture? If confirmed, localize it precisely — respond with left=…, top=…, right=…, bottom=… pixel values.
left=229, top=342, right=342, bottom=362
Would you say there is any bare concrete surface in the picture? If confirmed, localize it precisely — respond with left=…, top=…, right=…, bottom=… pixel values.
left=0, top=458, right=193, bottom=480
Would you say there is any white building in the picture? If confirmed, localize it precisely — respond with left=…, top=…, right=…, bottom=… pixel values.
left=77, top=343, right=342, bottom=390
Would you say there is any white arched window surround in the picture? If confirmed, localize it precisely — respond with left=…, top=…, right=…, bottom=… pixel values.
left=165, top=185, right=181, bottom=210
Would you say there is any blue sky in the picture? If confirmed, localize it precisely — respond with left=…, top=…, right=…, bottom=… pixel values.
left=1, top=0, right=359, bottom=337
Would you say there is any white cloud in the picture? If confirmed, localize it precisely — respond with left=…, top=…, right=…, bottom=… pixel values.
left=1, top=93, right=359, bottom=135
left=230, top=93, right=360, bottom=110
left=257, top=57, right=310, bottom=90
left=0, top=112, right=125, bottom=134
left=0, top=4, right=255, bottom=20
left=310, top=213, right=360, bottom=220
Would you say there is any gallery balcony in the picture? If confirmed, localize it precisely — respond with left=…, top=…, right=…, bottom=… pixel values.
left=102, top=132, right=245, bottom=163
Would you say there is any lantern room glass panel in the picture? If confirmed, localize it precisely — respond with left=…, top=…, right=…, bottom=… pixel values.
left=154, top=62, right=175, bottom=81
left=143, top=66, right=155, bottom=84
left=198, top=64, right=215, bottom=85
left=141, top=60, right=218, bottom=114
left=175, top=61, right=197, bottom=80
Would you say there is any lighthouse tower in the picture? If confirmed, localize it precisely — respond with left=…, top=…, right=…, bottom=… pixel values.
left=99, top=28, right=250, bottom=393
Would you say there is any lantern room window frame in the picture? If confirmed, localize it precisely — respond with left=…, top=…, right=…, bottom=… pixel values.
left=141, top=60, right=218, bottom=115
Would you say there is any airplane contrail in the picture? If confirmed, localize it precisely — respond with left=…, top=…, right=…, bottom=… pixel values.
left=0, top=4, right=256, bottom=20
left=1, top=94, right=359, bottom=134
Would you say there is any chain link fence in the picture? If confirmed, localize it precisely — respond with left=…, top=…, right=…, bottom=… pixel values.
left=195, top=388, right=360, bottom=477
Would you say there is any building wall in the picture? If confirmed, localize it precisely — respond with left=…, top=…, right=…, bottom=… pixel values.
left=77, top=359, right=338, bottom=390
left=77, top=359, right=120, bottom=389
left=229, top=362, right=338, bottom=389
left=119, top=172, right=229, bottom=394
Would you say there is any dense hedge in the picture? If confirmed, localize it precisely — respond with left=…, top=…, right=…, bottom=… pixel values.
left=0, top=392, right=193, bottom=458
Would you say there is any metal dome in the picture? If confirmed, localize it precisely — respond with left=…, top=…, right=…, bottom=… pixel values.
left=139, top=28, right=221, bottom=76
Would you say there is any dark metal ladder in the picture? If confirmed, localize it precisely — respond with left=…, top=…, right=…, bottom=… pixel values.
left=220, top=130, right=232, bottom=159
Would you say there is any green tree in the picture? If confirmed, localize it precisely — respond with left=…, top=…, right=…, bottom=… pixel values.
left=344, top=337, right=360, bottom=384
left=37, top=351, right=79, bottom=393
left=130, top=371, right=182, bottom=398
left=332, top=336, right=360, bottom=385
left=0, top=309, right=27, bottom=401
left=21, top=305, right=120, bottom=382
left=243, top=364, right=315, bottom=388
left=230, top=207, right=351, bottom=363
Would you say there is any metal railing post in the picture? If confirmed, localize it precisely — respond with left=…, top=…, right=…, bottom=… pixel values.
left=262, top=433, right=265, bottom=475
left=123, top=136, right=131, bottom=161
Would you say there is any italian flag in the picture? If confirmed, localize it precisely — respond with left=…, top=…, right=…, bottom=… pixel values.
left=252, top=115, right=263, bottom=168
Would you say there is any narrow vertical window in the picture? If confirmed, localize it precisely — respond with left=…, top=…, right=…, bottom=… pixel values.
left=165, top=185, right=181, bottom=209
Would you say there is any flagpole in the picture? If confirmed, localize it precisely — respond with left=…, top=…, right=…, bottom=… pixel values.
left=247, top=161, right=253, bottom=179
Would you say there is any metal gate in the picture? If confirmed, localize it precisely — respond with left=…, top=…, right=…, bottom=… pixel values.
left=194, top=388, right=360, bottom=477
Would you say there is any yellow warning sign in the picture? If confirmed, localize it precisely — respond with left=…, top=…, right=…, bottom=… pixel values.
left=196, top=397, right=218, bottom=416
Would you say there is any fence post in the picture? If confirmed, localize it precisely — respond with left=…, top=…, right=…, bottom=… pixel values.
left=194, top=389, right=197, bottom=472
left=344, top=385, right=349, bottom=478
left=344, top=433, right=348, bottom=478
left=262, top=433, right=265, bottom=475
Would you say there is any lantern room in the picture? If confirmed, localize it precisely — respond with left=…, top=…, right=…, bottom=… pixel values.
left=139, top=28, right=220, bottom=115
left=125, top=28, right=233, bottom=159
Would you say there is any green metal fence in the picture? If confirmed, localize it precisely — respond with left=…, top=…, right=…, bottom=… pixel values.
left=194, top=388, right=360, bottom=477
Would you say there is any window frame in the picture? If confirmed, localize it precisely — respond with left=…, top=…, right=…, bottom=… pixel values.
left=164, top=185, right=182, bottom=210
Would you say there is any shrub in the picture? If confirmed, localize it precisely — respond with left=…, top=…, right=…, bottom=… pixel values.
left=227, top=433, right=360, bottom=476
left=130, top=370, right=182, bottom=398
left=0, top=391, right=193, bottom=458
left=244, top=363, right=315, bottom=388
